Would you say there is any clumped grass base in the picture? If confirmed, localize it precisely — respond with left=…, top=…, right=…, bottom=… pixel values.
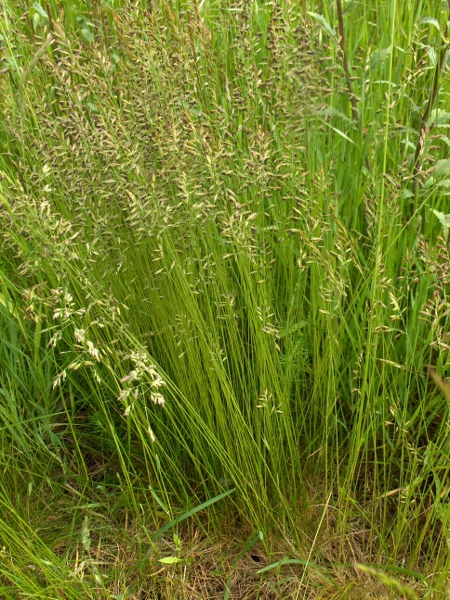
left=1, top=0, right=450, bottom=598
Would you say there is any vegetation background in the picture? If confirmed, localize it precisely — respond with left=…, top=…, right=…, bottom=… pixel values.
left=1, top=0, right=450, bottom=597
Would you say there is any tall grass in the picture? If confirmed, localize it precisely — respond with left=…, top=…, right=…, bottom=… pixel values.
left=1, top=0, right=450, bottom=597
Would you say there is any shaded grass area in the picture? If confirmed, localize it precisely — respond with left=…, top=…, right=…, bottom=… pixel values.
left=1, top=0, right=450, bottom=597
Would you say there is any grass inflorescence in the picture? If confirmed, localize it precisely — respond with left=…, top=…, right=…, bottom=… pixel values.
left=1, top=0, right=450, bottom=597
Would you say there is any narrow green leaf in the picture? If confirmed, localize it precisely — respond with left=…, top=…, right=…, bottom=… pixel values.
left=151, top=488, right=234, bottom=541
left=149, top=487, right=170, bottom=515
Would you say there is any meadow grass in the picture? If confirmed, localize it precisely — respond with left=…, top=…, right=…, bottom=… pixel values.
left=1, top=0, right=450, bottom=597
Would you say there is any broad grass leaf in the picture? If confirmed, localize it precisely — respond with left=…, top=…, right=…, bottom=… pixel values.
left=432, top=209, right=450, bottom=230
left=420, top=17, right=441, bottom=32
left=434, top=159, right=450, bottom=177
left=32, top=3, right=48, bottom=19
left=0, top=292, right=18, bottom=318
left=428, top=109, right=450, bottom=126
left=307, top=12, right=336, bottom=37
left=370, top=46, right=392, bottom=69
left=81, top=28, right=95, bottom=43
left=159, top=556, right=182, bottom=564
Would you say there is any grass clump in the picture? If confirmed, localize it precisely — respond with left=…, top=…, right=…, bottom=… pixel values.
left=1, top=0, right=450, bottom=597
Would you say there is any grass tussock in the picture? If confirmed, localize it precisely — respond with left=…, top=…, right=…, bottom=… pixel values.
left=1, top=0, right=450, bottom=597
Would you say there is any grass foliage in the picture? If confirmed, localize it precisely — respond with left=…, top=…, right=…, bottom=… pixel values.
left=1, top=0, right=450, bottom=597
